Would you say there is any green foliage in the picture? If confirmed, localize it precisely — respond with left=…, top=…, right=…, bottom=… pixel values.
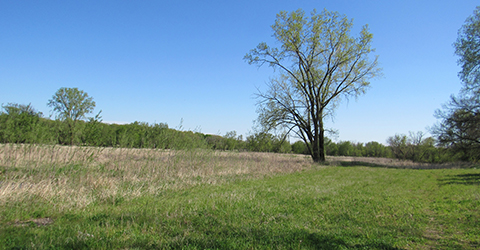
left=291, top=140, right=309, bottom=154
left=81, top=111, right=103, bottom=146
left=433, top=95, right=480, bottom=161
left=48, top=87, right=96, bottom=122
left=204, top=134, right=224, bottom=150
left=364, top=141, right=391, bottom=158
left=204, top=131, right=245, bottom=151
left=293, top=139, right=393, bottom=158
left=223, top=131, right=241, bottom=151
left=387, top=131, right=454, bottom=163
left=246, top=132, right=275, bottom=152
left=0, top=103, right=46, bottom=144
left=98, top=122, right=208, bottom=150
left=246, top=132, right=291, bottom=153
left=454, top=6, right=480, bottom=88
left=322, top=138, right=393, bottom=158
left=337, top=141, right=354, bottom=156
left=48, top=87, right=96, bottom=145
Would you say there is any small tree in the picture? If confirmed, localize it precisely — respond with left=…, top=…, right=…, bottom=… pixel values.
left=246, top=132, right=275, bottom=152
left=48, top=87, right=96, bottom=145
left=245, top=9, right=381, bottom=162
left=82, top=111, right=103, bottom=146
left=223, top=131, right=239, bottom=151
left=364, top=141, right=387, bottom=158
left=386, top=134, right=408, bottom=160
left=0, top=103, right=43, bottom=143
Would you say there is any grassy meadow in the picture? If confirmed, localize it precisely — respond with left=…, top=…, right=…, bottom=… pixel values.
left=0, top=144, right=479, bottom=249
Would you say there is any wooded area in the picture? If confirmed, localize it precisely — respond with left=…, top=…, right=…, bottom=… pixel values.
left=0, top=101, right=469, bottom=163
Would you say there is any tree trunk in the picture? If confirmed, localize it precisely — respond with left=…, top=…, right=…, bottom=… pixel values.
left=68, top=120, right=75, bottom=146
left=311, top=120, right=326, bottom=163
left=311, top=137, right=326, bottom=162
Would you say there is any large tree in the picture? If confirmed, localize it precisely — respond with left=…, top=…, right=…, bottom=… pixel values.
left=433, top=6, right=480, bottom=161
left=48, top=87, right=96, bottom=145
left=244, top=9, right=381, bottom=162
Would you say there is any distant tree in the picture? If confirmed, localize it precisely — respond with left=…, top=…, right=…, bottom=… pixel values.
left=292, top=140, right=309, bottom=154
left=0, top=103, right=43, bottom=143
left=223, top=131, right=240, bottom=151
left=337, top=141, right=354, bottom=156
left=48, top=87, right=96, bottom=145
left=386, top=134, right=408, bottom=160
left=205, top=134, right=224, bottom=150
left=405, top=131, right=431, bottom=162
left=246, top=132, right=275, bottom=152
left=148, top=122, right=169, bottom=148
left=82, top=111, right=103, bottom=146
left=387, top=132, right=440, bottom=162
left=433, top=6, right=480, bottom=161
left=323, top=138, right=337, bottom=156
left=1, top=103, right=42, bottom=117
left=245, top=9, right=381, bottom=162
left=364, top=141, right=390, bottom=158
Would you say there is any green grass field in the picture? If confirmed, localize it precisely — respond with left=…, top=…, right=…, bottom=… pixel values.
left=0, top=144, right=479, bottom=249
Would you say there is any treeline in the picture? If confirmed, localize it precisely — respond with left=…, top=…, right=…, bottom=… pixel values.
left=0, top=104, right=204, bottom=149
left=0, top=103, right=290, bottom=151
left=0, top=103, right=466, bottom=163
left=292, top=136, right=461, bottom=163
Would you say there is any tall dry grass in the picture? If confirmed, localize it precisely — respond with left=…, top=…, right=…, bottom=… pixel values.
left=0, top=144, right=314, bottom=211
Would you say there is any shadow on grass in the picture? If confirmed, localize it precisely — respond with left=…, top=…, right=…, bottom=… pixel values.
left=333, top=160, right=423, bottom=169
left=329, top=158, right=476, bottom=170
left=335, top=161, right=389, bottom=168
left=438, top=173, right=480, bottom=185
left=1, top=225, right=403, bottom=250
left=161, top=228, right=402, bottom=250
left=114, top=228, right=403, bottom=250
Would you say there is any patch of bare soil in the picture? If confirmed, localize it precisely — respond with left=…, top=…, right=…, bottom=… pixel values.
left=326, top=156, right=474, bottom=169
left=12, top=217, right=54, bottom=227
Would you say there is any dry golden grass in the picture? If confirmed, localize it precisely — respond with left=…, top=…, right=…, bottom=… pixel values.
left=0, top=144, right=315, bottom=211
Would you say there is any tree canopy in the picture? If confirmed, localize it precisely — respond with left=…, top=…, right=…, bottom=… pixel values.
left=244, top=9, right=381, bottom=162
left=455, top=6, right=480, bottom=91
left=48, top=87, right=96, bottom=145
left=433, top=6, right=480, bottom=161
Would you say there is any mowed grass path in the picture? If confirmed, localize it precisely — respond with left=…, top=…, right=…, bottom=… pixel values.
left=0, top=145, right=479, bottom=249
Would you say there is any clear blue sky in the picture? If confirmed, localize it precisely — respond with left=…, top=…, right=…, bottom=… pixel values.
left=1, top=0, right=478, bottom=144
